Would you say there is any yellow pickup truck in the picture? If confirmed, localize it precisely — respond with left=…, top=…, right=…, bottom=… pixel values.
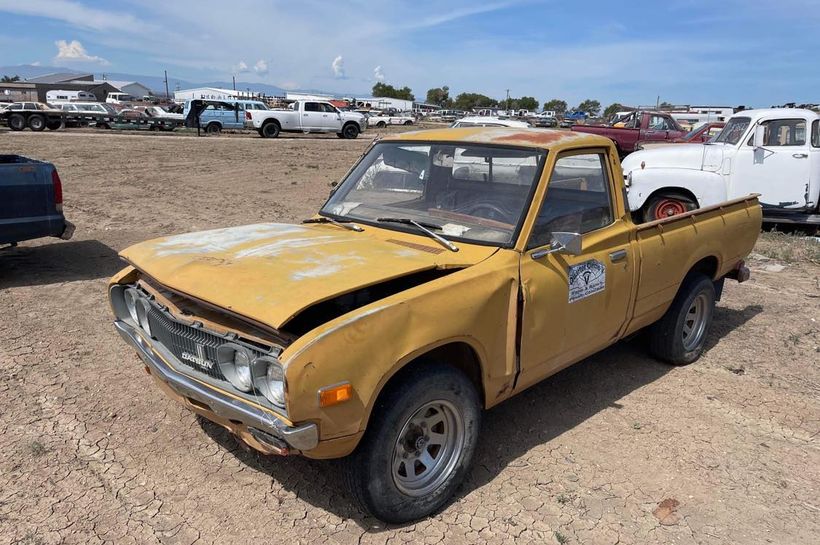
left=109, top=129, right=761, bottom=522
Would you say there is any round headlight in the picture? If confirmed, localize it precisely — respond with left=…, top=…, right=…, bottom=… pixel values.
left=124, top=288, right=140, bottom=323
left=136, top=298, right=152, bottom=336
left=217, top=343, right=254, bottom=392
left=252, top=356, right=285, bottom=407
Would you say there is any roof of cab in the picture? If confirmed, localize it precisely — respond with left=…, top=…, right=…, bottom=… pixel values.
left=385, top=127, right=614, bottom=150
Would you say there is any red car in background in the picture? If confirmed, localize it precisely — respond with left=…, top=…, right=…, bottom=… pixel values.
left=674, top=122, right=725, bottom=143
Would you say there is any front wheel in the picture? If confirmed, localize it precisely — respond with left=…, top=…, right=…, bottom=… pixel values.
left=342, top=123, right=360, bottom=139
left=8, top=113, right=26, bottom=131
left=643, top=193, right=697, bottom=222
left=205, top=123, right=221, bottom=135
left=343, top=365, right=481, bottom=523
left=648, top=273, right=716, bottom=365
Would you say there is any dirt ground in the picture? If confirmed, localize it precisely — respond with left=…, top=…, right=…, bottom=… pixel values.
left=1, top=128, right=818, bottom=545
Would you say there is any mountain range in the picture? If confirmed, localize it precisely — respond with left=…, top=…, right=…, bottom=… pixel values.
left=0, top=64, right=368, bottom=98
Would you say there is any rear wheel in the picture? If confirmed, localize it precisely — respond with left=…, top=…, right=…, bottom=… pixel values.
left=648, top=273, right=716, bottom=365
left=47, top=120, right=63, bottom=130
left=342, top=123, right=360, bottom=139
left=205, top=123, right=221, bottom=135
left=643, top=193, right=697, bottom=222
left=8, top=113, right=26, bottom=131
left=28, top=115, right=46, bottom=131
left=260, top=121, right=280, bottom=138
left=343, top=365, right=481, bottom=523
left=376, top=120, right=387, bottom=128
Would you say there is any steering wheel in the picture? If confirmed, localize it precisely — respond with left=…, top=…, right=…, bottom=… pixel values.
left=463, top=202, right=515, bottom=224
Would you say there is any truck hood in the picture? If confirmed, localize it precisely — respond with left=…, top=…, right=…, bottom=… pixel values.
left=120, top=223, right=495, bottom=330
left=622, top=144, right=720, bottom=173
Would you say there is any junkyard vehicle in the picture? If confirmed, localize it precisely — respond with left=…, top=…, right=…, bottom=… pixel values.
left=109, top=128, right=760, bottom=523
left=531, top=111, right=558, bottom=128
left=573, top=110, right=687, bottom=155
left=369, top=111, right=415, bottom=127
left=245, top=100, right=366, bottom=139
left=450, top=116, right=531, bottom=128
left=638, top=122, right=725, bottom=150
left=1, top=155, right=74, bottom=245
left=182, top=99, right=268, bottom=134
left=1, top=102, right=64, bottom=131
left=623, top=108, right=820, bottom=224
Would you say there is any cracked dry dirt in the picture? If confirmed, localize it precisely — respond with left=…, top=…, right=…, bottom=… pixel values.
left=1, top=129, right=818, bottom=545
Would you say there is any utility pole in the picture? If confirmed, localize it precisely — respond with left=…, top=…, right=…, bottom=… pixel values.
left=164, top=70, right=169, bottom=99
left=506, top=89, right=510, bottom=113
left=232, top=75, right=236, bottom=91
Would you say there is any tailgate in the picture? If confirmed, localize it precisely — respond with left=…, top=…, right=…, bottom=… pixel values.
left=0, top=156, right=51, bottom=220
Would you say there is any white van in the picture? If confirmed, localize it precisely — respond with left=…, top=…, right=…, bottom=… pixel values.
left=106, top=92, right=135, bottom=104
left=46, top=90, right=97, bottom=103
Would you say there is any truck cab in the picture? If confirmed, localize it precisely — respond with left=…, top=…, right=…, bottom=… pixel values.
left=573, top=111, right=687, bottom=154
left=244, top=100, right=366, bottom=139
left=624, top=108, right=820, bottom=224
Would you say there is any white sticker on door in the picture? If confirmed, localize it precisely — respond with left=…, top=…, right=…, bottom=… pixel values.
left=568, top=259, right=606, bottom=303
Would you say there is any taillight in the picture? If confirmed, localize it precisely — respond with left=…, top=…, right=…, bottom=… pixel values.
left=52, top=169, right=63, bottom=212
left=245, top=111, right=252, bottom=120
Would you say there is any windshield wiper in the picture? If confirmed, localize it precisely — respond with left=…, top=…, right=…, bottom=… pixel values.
left=376, top=217, right=458, bottom=252
left=302, top=216, right=364, bottom=232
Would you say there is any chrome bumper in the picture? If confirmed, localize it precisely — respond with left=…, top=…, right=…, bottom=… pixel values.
left=114, top=320, right=318, bottom=451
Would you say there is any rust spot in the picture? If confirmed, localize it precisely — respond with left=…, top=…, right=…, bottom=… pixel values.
left=493, top=130, right=568, bottom=145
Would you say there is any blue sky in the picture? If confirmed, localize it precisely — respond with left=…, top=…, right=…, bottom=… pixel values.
left=0, top=0, right=818, bottom=107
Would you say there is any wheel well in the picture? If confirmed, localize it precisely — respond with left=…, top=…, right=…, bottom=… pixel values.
left=206, top=121, right=222, bottom=128
left=262, top=118, right=280, bottom=127
left=343, top=121, right=358, bottom=130
left=687, top=255, right=719, bottom=281
left=645, top=187, right=699, bottom=209
left=377, top=342, right=485, bottom=410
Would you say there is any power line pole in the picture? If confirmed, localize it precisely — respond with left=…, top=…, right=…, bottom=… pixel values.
left=232, top=75, right=236, bottom=91
left=506, top=89, right=510, bottom=113
left=164, top=70, right=169, bottom=99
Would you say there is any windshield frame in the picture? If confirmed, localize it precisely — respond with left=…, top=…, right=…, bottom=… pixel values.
left=319, top=140, right=549, bottom=249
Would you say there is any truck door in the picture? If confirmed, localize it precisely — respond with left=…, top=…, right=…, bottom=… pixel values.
left=301, top=102, right=324, bottom=130
left=319, top=103, right=342, bottom=130
left=642, top=114, right=676, bottom=142
left=516, top=150, right=635, bottom=392
left=730, top=117, right=812, bottom=210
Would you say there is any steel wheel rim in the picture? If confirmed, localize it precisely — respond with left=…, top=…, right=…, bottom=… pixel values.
left=391, top=399, right=464, bottom=497
left=655, top=199, right=687, bottom=218
left=682, top=293, right=709, bottom=351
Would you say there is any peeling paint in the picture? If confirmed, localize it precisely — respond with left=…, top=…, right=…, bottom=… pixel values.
left=153, top=223, right=306, bottom=256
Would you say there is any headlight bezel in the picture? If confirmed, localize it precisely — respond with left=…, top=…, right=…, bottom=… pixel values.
left=217, top=343, right=255, bottom=393
left=251, top=355, right=286, bottom=408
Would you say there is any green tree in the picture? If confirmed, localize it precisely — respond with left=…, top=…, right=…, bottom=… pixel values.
left=659, top=101, right=674, bottom=110
left=576, top=99, right=601, bottom=116
left=603, top=103, right=625, bottom=118
left=372, top=82, right=415, bottom=101
left=1, top=74, right=20, bottom=83
left=542, top=99, right=567, bottom=114
left=425, top=86, right=451, bottom=107
left=453, top=92, right=498, bottom=111
left=516, top=96, right=539, bottom=111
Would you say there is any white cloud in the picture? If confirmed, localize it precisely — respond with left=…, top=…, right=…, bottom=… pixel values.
left=31, top=61, right=41, bottom=66
left=331, top=55, right=345, bottom=78
left=0, top=0, right=153, bottom=32
left=234, top=60, right=249, bottom=73
left=253, top=59, right=268, bottom=76
left=54, top=39, right=109, bottom=65
left=373, top=65, right=385, bottom=82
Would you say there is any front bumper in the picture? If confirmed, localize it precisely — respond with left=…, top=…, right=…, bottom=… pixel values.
left=114, top=320, right=318, bottom=452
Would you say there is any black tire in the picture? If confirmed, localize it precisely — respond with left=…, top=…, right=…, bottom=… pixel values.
left=343, top=364, right=481, bottom=523
left=336, top=132, right=345, bottom=138
left=205, top=123, right=221, bottom=135
left=260, top=121, right=280, bottom=138
left=376, top=120, right=387, bottom=128
left=404, top=120, right=413, bottom=125
left=28, top=114, right=46, bottom=131
left=8, top=113, right=26, bottom=131
left=648, top=273, right=716, bottom=365
left=642, top=193, right=697, bottom=222
left=342, top=123, right=360, bottom=139
left=47, top=120, right=63, bottom=131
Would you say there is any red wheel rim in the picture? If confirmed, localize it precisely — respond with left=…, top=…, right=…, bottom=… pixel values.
left=654, top=199, right=687, bottom=218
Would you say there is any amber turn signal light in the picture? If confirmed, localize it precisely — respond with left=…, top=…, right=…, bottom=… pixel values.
left=318, top=383, right=352, bottom=407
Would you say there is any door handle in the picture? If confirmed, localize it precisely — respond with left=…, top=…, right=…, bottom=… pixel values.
left=303, top=113, right=308, bottom=116
left=609, top=249, right=627, bottom=262
left=793, top=153, right=808, bottom=159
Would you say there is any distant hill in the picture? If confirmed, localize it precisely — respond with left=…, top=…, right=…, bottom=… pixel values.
left=0, top=64, right=368, bottom=98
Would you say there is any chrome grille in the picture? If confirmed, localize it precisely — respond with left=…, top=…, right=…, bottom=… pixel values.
left=146, top=305, right=268, bottom=381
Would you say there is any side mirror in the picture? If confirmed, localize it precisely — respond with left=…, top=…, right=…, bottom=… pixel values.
left=753, top=125, right=765, bottom=148
left=531, top=232, right=583, bottom=259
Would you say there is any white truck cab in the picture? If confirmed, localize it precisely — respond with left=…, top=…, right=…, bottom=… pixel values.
left=623, top=108, right=820, bottom=224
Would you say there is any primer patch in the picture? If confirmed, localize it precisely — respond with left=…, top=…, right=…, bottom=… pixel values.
left=568, top=259, right=606, bottom=303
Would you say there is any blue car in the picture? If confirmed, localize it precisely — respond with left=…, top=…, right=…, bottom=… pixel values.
left=183, top=99, right=269, bottom=134
left=1, top=155, right=74, bottom=246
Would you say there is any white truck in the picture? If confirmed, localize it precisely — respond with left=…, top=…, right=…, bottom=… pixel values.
left=367, top=111, right=414, bottom=127
left=244, top=100, right=367, bottom=139
left=623, top=108, right=820, bottom=225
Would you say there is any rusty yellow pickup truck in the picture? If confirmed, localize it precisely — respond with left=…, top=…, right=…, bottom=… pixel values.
left=109, top=129, right=760, bottom=522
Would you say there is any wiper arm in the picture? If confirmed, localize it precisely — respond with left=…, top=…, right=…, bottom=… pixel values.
left=376, top=217, right=458, bottom=252
left=302, top=216, right=364, bottom=232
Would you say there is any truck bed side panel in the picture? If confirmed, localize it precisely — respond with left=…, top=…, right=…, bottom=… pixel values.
left=626, top=196, right=761, bottom=334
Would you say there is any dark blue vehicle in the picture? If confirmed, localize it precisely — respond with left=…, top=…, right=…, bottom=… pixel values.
left=0, top=155, right=74, bottom=246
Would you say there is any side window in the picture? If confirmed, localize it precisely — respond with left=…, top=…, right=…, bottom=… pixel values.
left=528, top=152, right=614, bottom=249
left=9, top=103, right=21, bottom=110
left=752, top=119, right=808, bottom=146
left=321, top=103, right=337, bottom=113
left=813, top=120, right=820, bottom=148
left=649, top=115, right=669, bottom=130
left=305, top=102, right=321, bottom=112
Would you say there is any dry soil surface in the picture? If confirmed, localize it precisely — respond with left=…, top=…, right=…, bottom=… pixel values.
left=1, top=129, right=818, bottom=545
